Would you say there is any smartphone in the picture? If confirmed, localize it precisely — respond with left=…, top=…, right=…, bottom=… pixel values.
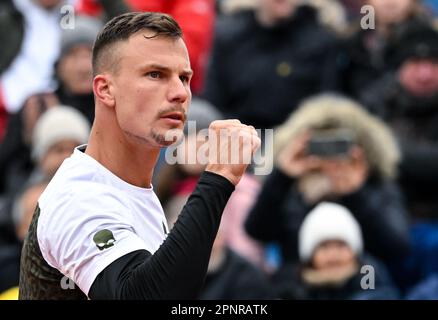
left=307, top=129, right=355, bottom=158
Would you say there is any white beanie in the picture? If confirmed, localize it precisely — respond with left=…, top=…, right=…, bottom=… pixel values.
left=298, top=202, right=363, bottom=263
left=32, top=106, right=91, bottom=162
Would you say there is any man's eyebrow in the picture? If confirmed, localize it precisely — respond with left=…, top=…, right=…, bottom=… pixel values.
left=139, top=63, right=193, bottom=76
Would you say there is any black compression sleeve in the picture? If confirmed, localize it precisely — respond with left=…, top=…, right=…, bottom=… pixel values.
left=88, top=171, right=235, bottom=300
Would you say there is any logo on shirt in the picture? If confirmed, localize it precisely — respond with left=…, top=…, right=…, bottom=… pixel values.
left=93, top=229, right=116, bottom=251
left=162, top=221, right=169, bottom=235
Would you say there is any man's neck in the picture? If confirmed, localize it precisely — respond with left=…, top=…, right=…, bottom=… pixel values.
left=85, top=115, right=160, bottom=189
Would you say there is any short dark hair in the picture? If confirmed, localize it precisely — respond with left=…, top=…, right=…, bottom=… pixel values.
left=92, top=12, right=183, bottom=75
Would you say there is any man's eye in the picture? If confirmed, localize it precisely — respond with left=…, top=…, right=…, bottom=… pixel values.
left=148, top=71, right=161, bottom=79
left=180, top=76, right=189, bottom=83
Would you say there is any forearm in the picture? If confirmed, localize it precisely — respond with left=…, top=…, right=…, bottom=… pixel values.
left=89, top=171, right=234, bottom=299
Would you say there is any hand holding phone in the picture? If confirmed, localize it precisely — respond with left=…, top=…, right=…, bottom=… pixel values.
left=276, top=131, right=322, bottom=177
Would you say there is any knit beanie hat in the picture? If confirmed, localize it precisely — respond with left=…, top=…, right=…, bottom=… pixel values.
left=32, top=106, right=90, bottom=162
left=386, top=20, right=438, bottom=68
left=298, top=202, right=363, bottom=263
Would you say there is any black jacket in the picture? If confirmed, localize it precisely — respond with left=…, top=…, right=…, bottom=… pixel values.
left=338, top=28, right=388, bottom=98
left=360, top=73, right=438, bottom=219
left=0, top=242, right=21, bottom=293
left=203, top=6, right=340, bottom=129
left=0, top=0, right=24, bottom=74
left=245, top=168, right=410, bottom=265
left=0, top=89, right=94, bottom=245
left=199, top=248, right=273, bottom=300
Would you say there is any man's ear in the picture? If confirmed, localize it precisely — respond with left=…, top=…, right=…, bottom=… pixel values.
left=93, top=74, right=115, bottom=108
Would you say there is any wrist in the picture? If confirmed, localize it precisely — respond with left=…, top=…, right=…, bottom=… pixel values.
left=205, top=166, right=241, bottom=186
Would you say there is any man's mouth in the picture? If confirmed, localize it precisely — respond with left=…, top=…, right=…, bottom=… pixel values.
left=160, top=112, right=185, bottom=123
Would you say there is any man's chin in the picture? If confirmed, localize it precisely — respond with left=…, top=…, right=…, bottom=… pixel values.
left=155, top=128, right=184, bottom=147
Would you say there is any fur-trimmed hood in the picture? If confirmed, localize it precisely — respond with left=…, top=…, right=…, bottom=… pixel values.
left=274, top=94, right=401, bottom=179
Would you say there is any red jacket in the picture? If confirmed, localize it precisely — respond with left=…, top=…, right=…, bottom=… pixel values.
left=76, top=0, right=215, bottom=94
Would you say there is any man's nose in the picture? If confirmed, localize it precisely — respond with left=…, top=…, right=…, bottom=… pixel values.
left=167, top=76, right=190, bottom=103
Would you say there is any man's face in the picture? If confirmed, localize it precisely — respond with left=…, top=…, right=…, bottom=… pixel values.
left=399, top=59, right=438, bottom=97
left=58, top=45, right=93, bottom=95
left=312, top=240, right=355, bottom=271
left=259, top=0, right=297, bottom=22
left=41, top=139, right=79, bottom=178
left=368, top=0, right=414, bottom=25
left=109, top=32, right=192, bottom=148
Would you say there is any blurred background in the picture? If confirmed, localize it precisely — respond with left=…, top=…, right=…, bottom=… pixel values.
left=1, top=0, right=438, bottom=300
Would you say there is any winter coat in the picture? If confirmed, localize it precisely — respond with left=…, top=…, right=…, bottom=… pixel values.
left=360, top=73, right=438, bottom=219
left=199, top=248, right=273, bottom=299
left=245, top=168, right=410, bottom=265
left=0, top=242, right=21, bottom=293
left=203, top=6, right=340, bottom=129
left=0, top=0, right=24, bottom=74
left=245, top=96, right=410, bottom=265
left=338, top=29, right=388, bottom=98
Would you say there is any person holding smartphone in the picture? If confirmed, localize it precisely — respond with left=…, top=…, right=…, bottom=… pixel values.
left=245, top=94, right=410, bottom=266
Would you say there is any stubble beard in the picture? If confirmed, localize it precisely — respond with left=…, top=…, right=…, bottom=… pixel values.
left=123, top=123, right=184, bottom=148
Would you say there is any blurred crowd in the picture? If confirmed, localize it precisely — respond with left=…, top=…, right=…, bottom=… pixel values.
left=1, top=0, right=438, bottom=300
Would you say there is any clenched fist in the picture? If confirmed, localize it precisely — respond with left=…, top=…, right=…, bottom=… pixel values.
left=205, top=120, right=261, bottom=185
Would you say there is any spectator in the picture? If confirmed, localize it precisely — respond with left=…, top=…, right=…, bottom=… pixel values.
left=360, top=21, right=438, bottom=219
left=203, top=0, right=339, bottom=130
left=0, top=0, right=24, bottom=76
left=0, top=180, right=48, bottom=298
left=339, top=0, right=429, bottom=98
left=306, top=0, right=349, bottom=35
left=339, top=0, right=367, bottom=22
left=0, top=106, right=90, bottom=246
left=199, top=222, right=273, bottom=299
left=75, top=0, right=215, bottom=94
left=0, top=0, right=67, bottom=136
left=271, top=202, right=399, bottom=300
left=245, top=94, right=410, bottom=265
left=55, top=15, right=102, bottom=123
left=0, top=15, right=100, bottom=196
left=29, top=106, right=91, bottom=184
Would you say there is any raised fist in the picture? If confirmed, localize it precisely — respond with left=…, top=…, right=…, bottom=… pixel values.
left=205, top=120, right=261, bottom=185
